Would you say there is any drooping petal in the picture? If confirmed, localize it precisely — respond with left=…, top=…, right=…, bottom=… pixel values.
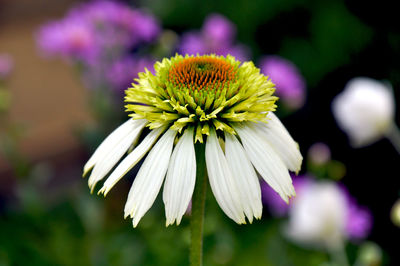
left=83, top=119, right=147, bottom=175
left=163, top=127, right=196, bottom=226
left=254, top=112, right=302, bottom=173
left=98, top=126, right=167, bottom=196
left=233, top=122, right=295, bottom=203
left=206, top=128, right=245, bottom=224
left=124, top=128, right=178, bottom=227
left=225, top=132, right=262, bottom=222
left=87, top=119, right=147, bottom=191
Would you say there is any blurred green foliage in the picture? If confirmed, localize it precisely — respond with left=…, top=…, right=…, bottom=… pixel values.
left=1, top=174, right=332, bottom=266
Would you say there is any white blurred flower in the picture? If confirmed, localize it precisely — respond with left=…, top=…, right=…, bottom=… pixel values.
left=285, top=181, right=348, bottom=248
left=332, top=77, right=395, bottom=147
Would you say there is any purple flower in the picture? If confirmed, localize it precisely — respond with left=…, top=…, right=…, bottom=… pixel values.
left=36, top=1, right=160, bottom=63
left=36, top=18, right=97, bottom=61
left=0, top=54, right=14, bottom=79
left=179, top=32, right=208, bottom=55
left=69, top=1, right=160, bottom=46
left=179, top=13, right=250, bottom=60
left=107, top=56, right=155, bottom=93
left=260, top=56, right=306, bottom=110
left=36, top=0, right=161, bottom=93
left=131, top=9, right=160, bottom=42
left=261, top=175, right=310, bottom=217
left=340, top=186, right=373, bottom=240
left=202, top=13, right=236, bottom=47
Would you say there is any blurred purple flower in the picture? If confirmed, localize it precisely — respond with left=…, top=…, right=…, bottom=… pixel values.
left=36, top=0, right=161, bottom=93
left=260, top=56, right=306, bottom=110
left=341, top=186, right=373, bottom=240
left=37, top=18, right=97, bottom=61
left=202, top=14, right=236, bottom=47
left=179, top=13, right=250, bottom=61
left=131, top=9, right=160, bottom=42
left=36, top=0, right=160, bottom=63
left=0, top=54, right=14, bottom=79
left=107, top=56, right=154, bottom=93
left=179, top=33, right=207, bottom=55
left=261, top=175, right=310, bottom=217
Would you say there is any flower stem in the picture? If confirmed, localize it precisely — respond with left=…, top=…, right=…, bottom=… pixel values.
left=386, top=123, right=400, bottom=154
left=190, top=143, right=207, bottom=266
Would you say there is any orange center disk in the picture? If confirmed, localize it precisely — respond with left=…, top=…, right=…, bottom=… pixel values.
left=168, top=57, right=237, bottom=91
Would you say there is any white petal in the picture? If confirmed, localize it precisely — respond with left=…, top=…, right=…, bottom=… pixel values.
left=233, top=123, right=295, bottom=203
left=163, top=127, right=196, bottom=226
left=254, top=112, right=302, bottom=173
left=87, top=120, right=147, bottom=191
left=206, top=128, right=245, bottom=224
left=124, top=128, right=177, bottom=227
left=98, top=126, right=166, bottom=196
left=225, top=132, right=262, bottom=222
left=83, top=119, right=146, bottom=175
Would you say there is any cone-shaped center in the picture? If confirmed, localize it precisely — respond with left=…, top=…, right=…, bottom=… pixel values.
left=168, top=56, right=237, bottom=92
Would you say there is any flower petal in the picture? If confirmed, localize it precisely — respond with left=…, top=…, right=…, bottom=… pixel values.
left=254, top=112, right=302, bottom=173
left=163, top=127, right=196, bottom=226
left=233, top=122, right=295, bottom=203
left=225, top=132, right=262, bottom=222
left=87, top=120, right=147, bottom=191
left=206, top=128, right=246, bottom=224
left=124, top=128, right=178, bottom=227
left=83, top=119, right=147, bottom=176
left=98, top=126, right=166, bottom=196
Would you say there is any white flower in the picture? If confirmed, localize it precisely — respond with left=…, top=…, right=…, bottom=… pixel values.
left=332, top=77, right=395, bottom=147
left=285, top=181, right=348, bottom=248
left=83, top=55, right=303, bottom=227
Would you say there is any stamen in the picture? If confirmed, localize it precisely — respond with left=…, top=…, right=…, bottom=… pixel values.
left=168, top=57, right=237, bottom=94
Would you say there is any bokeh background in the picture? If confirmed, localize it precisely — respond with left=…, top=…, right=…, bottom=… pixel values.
left=0, top=0, right=399, bottom=265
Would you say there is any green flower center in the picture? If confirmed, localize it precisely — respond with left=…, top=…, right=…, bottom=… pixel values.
left=125, top=54, right=278, bottom=142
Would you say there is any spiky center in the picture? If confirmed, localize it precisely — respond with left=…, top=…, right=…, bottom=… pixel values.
left=168, top=57, right=237, bottom=95
left=125, top=54, right=278, bottom=142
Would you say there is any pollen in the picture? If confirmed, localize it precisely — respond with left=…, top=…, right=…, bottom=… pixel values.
left=168, top=56, right=237, bottom=93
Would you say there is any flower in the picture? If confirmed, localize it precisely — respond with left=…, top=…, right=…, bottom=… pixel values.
left=332, top=77, right=395, bottom=147
left=259, top=56, right=306, bottom=110
left=83, top=54, right=302, bottom=227
left=36, top=17, right=97, bottom=61
left=36, top=0, right=160, bottom=92
left=106, top=56, right=155, bottom=93
left=179, top=14, right=250, bottom=61
left=261, top=175, right=310, bottom=217
left=284, top=178, right=372, bottom=248
left=37, top=0, right=160, bottom=61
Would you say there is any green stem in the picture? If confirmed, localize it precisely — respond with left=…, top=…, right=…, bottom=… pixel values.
left=190, top=143, right=207, bottom=266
